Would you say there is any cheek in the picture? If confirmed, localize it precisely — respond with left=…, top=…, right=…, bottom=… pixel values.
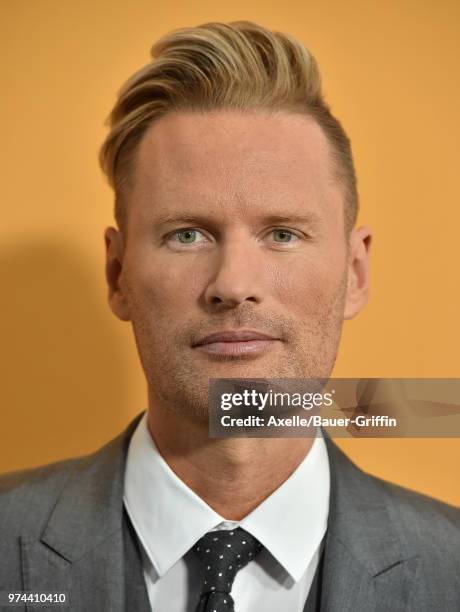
left=124, top=251, right=202, bottom=316
left=269, top=254, right=346, bottom=315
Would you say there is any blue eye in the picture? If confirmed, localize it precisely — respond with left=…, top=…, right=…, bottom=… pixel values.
left=167, top=227, right=300, bottom=247
left=272, top=229, right=297, bottom=243
left=174, top=229, right=202, bottom=243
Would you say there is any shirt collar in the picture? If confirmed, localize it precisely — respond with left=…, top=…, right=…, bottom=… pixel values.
left=123, top=412, right=330, bottom=582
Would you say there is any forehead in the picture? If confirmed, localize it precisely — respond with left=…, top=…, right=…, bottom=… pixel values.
left=130, top=109, right=343, bottom=223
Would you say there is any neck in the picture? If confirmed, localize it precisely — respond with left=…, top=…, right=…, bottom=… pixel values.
left=146, top=402, right=314, bottom=521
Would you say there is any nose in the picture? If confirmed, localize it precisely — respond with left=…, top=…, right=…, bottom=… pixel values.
left=203, top=238, right=265, bottom=308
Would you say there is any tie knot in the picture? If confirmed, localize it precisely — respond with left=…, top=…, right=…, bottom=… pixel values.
left=193, top=527, right=262, bottom=596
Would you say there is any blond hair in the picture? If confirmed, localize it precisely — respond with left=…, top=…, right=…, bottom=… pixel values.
left=99, top=21, right=358, bottom=233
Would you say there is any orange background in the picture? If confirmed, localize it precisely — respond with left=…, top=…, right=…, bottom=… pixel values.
left=2, top=1, right=459, bottom=506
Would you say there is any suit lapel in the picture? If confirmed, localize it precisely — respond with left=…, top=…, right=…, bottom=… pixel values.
left=319, top=432, right=419, bottom=611
left=21, top=412, right=146, bottom=612
left=21, top=531, right=125, bottom=611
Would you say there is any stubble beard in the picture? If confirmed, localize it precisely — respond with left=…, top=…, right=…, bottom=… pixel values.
left=132, top=275, right=348, bottom=425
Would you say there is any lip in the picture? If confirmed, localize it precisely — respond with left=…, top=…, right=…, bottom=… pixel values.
left=193, top=329, right=279, bottom=346
left=192, top=329, right=281, bottom=357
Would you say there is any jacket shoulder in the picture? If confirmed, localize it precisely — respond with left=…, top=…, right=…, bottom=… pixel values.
left=0, top=412, right=144, bottom=539
left=367, top=470, right=460, bottom=554
left=0, top=455, right=88, bottom=537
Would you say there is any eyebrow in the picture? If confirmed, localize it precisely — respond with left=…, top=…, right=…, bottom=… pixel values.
left=155, top=211, right=322, bottom=227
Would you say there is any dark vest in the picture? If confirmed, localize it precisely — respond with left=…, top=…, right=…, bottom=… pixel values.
left=123, top=507, right=324, bottom=611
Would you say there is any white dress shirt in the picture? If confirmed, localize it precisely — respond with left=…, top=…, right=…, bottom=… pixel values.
left=123, top=412, right=330, bottom=612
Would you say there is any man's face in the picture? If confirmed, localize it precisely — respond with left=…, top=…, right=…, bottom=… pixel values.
left=105, top=110, right=370, bottom=421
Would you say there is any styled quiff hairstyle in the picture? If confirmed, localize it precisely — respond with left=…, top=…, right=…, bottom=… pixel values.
left=99, top=21, right=359, bottom=234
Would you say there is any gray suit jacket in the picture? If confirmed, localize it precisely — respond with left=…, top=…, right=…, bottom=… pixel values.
left=1, top=411, right=459, bottom=611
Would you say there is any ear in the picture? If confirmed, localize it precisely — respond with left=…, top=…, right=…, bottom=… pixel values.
left=343, top=225, right=372, bottom=320
left=104, top=226, right=131, bottom=321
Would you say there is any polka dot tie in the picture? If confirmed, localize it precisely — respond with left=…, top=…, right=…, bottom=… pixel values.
left=192, top=527, right=263, bottom=612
